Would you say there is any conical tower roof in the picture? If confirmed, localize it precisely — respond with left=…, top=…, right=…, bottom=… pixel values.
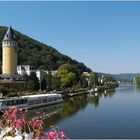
left=3, top=26, right=17, bottom=41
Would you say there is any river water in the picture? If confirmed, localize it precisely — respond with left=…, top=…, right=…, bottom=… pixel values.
left=29, top=84, right=140, bottom=139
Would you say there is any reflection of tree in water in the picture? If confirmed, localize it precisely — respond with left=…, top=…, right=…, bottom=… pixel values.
left=41, top=89, right=116, bottom=130
left=103, top=89, right=116, bottom=98
left=87, top=95, right=99, bottom=107
left=88, top=89, right=116, bottom=107
left=44, top=95, right=89, bottom=129
left=136, top=85, right=140, bottom=92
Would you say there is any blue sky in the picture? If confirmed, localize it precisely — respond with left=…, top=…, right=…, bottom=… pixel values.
left=0, top=1, right=140, bottom=74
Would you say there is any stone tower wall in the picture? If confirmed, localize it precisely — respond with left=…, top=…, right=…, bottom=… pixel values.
left=2, top=41, right=17, bottom=74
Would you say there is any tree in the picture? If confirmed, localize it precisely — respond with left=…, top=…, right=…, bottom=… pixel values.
left=57, top=64, right=78, bottom=88
left=89, top=72, right=98, bottom=87
left=60, top=72, right=77, bottom=88
left=0, top=87, right=9, bottom=96
left=41, top=79, right=47, bottom=90
left=135, top=76, right=140, bottom=85
left=26, top=73, right=39, bottom=91
left=51, top=75, right=61, bottom=90
left=23, top=73, right=29, bottom=81
left=79, top=76, right=88, bottom=88
left=58, top=63, right=75, bottom=73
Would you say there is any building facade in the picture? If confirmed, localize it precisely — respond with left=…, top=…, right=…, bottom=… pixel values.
left=17, top=65, right=36, bottom=76
left=17, top=65, right=48, bottom=90
left=2, top=27, right=18, bottom=74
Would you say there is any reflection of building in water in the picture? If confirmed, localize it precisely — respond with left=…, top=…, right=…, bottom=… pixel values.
left=27, top=103, right=63, bottom=119
left=87, top=93, right=99, bottom=107
left=87, top=89, right=116, bottom=107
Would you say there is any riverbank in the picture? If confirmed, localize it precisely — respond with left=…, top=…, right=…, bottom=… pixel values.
left=1, top=81, right=118, bottom=100
left=61, top=83, right=118, bottom=98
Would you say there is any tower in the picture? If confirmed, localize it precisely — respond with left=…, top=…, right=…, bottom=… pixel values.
left=0, top=26, right=26, bottom=91
left=2, top=26, right=18, bottom=74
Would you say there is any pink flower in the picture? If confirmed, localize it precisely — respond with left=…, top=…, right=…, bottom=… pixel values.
left=46, top=130, right=68, bottom=140
left=14, top=118, right=24, bottom=130
left=59, top=131, right=67, bottom=139
left=46, top=131, right=59, bottom=140
left=4, top=106, right=20, bottom=123
left=0, top=106, right=68, bottom=140
left=28, top=118, right=43, bottom=130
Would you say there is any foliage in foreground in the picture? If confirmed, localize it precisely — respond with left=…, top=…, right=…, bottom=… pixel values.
left=0, top=106, right=67, bottom=140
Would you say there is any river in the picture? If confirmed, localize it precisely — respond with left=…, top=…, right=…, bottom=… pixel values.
left=29, top=84, right=140, bottom=139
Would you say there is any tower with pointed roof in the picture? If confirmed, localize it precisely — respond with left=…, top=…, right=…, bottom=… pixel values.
left=2, top=26, right=18, bottom=74
left=0, top=26, right=26, bottom=91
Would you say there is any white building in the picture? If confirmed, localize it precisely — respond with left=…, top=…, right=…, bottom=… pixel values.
left=36, top=70, right=47, bottom=82
left=17, top=65, right=48, bottom=84
left=51, top=70, right=58, bottom=76
left=82, top=72, right=90, bottom=77
left=17, top=65, right=36, bottom=76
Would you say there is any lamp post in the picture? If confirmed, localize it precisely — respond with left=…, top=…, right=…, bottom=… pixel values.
left=39, top=71, right=41, bottom=91
left=40, top=79, right=41, bottom=91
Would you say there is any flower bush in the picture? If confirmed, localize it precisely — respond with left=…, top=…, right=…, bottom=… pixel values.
left=0, top=106, right=67, bottom=140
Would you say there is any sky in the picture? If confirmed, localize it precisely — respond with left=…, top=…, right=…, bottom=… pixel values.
left=0, top=1, right=140, bottom=74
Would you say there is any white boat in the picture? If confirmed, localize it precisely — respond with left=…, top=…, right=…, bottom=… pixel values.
left=90, top=88, right=98, bottom=94
left=0, top=93, right=63, bottom=110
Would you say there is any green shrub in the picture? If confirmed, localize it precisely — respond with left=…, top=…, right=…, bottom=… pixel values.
left=7, top=92, right=18, bottom=97
left=0, top=87, right=9, bottom=96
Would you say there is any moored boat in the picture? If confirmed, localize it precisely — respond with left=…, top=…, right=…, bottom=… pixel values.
left=90, top=88, right=98, bottom=94
left=0, top=93, right=63, bottom=110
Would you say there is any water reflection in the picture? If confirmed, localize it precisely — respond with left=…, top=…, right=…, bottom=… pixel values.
left=103, top=89, right=116, bottom=98
left=42, top=89, right=116, bottom=129
left=116, top=83, right=140, bottom=94
left=87, top=89, right=116, bottom=107
left=27, top=85, right=140, bottom=138
left=136, top=85, right=140, bottom=92
left=116, top=83, right=136, bottom=93
left=26, top=89, right=116, bottom=131
left=27, top=103, right=63, bottom=119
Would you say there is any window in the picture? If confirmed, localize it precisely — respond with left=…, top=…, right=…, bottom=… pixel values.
left=35, top=100, right=41, bottom=104
left=2, top=102, right=7, bottom=106
left=7, top=101, right=14, bottom=106
left=42, top=99, right=47, bottom=103
left=17, top=100, right=23, bottom=104
left=21, top=67, right=25, bottom=70
left=23, top=99, right=27, bottom=104
left=48, top=98, right=53, bottom=102
left=54, top=98, right=57, bottom=101
left=28, top=100, right=34, bottom=105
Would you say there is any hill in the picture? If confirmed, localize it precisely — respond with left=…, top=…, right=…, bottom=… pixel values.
left=112, top=73, right=140, bottom=82
left=0, top=26, right=91, bottom=73
left=98, top=72, right=140, bottom=82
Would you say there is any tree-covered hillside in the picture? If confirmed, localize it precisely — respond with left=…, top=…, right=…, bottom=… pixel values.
left=0, top=26, right=91, bottom=73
